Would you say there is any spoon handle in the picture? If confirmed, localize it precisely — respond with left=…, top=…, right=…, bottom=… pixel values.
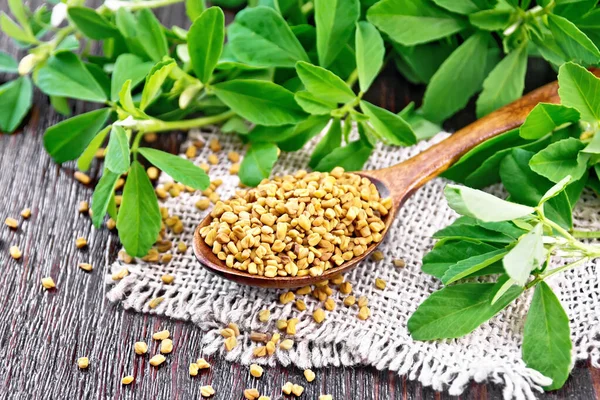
left=370, top=68, right=600, bottom=207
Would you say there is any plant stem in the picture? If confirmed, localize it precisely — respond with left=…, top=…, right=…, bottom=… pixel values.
left=572, top=229, right=600, bottom=239
left=539, top=257, right=589, bottom=281
left=301, top=1, right=314, bottom=14
left=346, top=69, right=359, bottom=89
left=142, top=110, right=236, bottom=133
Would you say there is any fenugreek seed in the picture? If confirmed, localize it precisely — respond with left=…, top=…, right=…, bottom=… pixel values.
left=161, top=253, right=173, bottom=263
left=121, top=375, right=134, bottom=385
left=228, top=322, right=241, bottom=336
left=144, top=132, right=157, bottom=142
left=189, top=363, right=199, bottom=376
left=244, top=388, right=259, bottom=400
left=79, top=263, right=93, bottom=272
left=295, top=299, right=307, bottom=311
left=343, top=296, right=356, bottom=307
left=357, top=296, right=368, bottom=308
left=296, top=286, right=311, bottom=295
left=249, top=363, right=263, bottom=378
left=224, top=335, right=237, bottom=351
left=304, top=369, right=316, bottom=382
left=253, top=346, right=267, bottom=357
left=5, top=217, right=18, bottom=229
left=149, top=354, right=166, bottom=367
left=209, top=138, right=221, bottom=152
left=75, top=237, right=87, bottom=248
left=177, top=241, right=187, bottom=253
left=282, top=382, right=293, bottom=395
left=106, top=218, right=116, bottom=230
left=112, top=268, right=129, bottom=281
left=134, top=342, right=148, bottom=355
left=20, top=208, right=31, bottom=219
left=41, top=277, right=55, bottom=289
left=160, top=338, right=173, bottom=354
left=200, top=385, right=215, bottom=397
left=221, top=328, right=235, bottom=338
left=270, top=332, right=280, bottom=344
left=208, top=154, right=218, bottom=165
left=279, top=339, right=294, bottom=350
left=313, top=308, right=325, bottom=323
left=156, top=187, right=168, bottom=199
left=358, top=306, right=370, bottom=320
left=77, top=357, right=89, bottom=369
left=258, top=309, right=271, bottom=322
left=200, top=163, right=210, bottom=173
left=339, top=281, right=352, bottom=294
left=266, top=341, right=275, bottom=355
left=250, top=332, right=268, bottom=342
left=74, top=171, right=91, bottom=184
left=375, top=278, right=386, bottom=290
left=195, top=198, right=211, bottom=210
left=185, top=145, right=197, bottom=159
left=258, top=397, right=270, bottom=400
left=286, top=318, right=298, bottom=335
left=229, top=163, right=240, bottom=175
left=393, top=258, right=406, bottom=268
left=9, top=246, right=21, bottom=260
left=324, top=297, right=335, bottom=311
left=319, top=395, right=333, bottom=400
left=276, top=319, right=287, bottom=330
left=279, top=291, right=295, bottom=304
left=169, top=186, right=181, bottom=197
left=147, top=166, right=159, bottom=180
left=161, top=274, right=175, bottom=284
left=152, top=330, right=170, bottom=340
left=78, top=201, right=89, bottom=213
left=371, top=250, right=384, bottom=262
left=291, top=384, right=304, bottom=396
left=119, top=250, right=133, bottom=264
left=228, top=151, right=240, bottom=162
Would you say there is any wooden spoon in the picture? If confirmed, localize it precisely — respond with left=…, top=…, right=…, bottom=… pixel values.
left=193, top=73, right=593, bottom=289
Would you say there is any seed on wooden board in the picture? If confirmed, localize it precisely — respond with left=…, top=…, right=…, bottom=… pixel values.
left=77, top=357, right=89, bottom=369
left=78, top=263, right=93, bottom=272
left=5, top=217, right=17, bottom=229
left=112, top=268, right=129, bottom=281
left=106, top=218, right=116, bottom=230
left=121, top=375, right=134, bottom=385
left=9, top=246, right=21, bottom=260
left=258, top=396, right=270, bottom=400
left=249, top=364, right=263, bottom=378
left=74, top=171, right=91, bottom=185
left=200, top=385, right=215, bottom=397
left=78, top=201, right=89, bottom=213
left=313, top=308, right=325, bottom=323
left=41, top=277, right=55, bottom=289
left=149, top=354, right=166, bottom=366
left=75, top=237, right=87, bottom=248
left=197, top=358, right=210, bottom=369
left=319, top=395, right=333, bottom=400
left=244, top=388, right=259, bottom=400
left=304, top=369, right=315, bottom=382
left=189, top=363, right=199, bottom=376
left=393, top=258, right=406, bottom=268
left=258, top=309, right=270, bottom=322
left=20, top=208, right=31, bottom=219
left=375, top=278, right=386, bottom=290
left=152, top=330, right=170, bottom=340
left=282, top=382, right=293, bottom=395
left=224, top=335, right=237, bottom=351
left=161, top=274, right=175, bottom=284
left=160, top=338, right=173, bottom=354
left=295, top=299, right=307, bottom=311
left=291, top=384, right=304, bottom=396
left=134, top=342, right=148, bottom=355
left=279, top=339, right=294, bottom=350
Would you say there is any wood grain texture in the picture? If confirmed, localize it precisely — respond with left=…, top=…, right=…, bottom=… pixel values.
left=0, top=1, right=596, bottom=399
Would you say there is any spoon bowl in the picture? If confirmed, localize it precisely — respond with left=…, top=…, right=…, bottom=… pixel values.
left=193, top=70, right=600, bottom=288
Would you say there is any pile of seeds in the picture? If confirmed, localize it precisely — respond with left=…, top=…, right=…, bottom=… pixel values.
left=200, top=167, right=392, bottom=278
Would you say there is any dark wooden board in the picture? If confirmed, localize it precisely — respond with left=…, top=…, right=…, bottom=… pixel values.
left=0, top=2, right=598, bottom=399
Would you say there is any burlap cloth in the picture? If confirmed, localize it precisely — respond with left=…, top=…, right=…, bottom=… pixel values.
left=106, top=127, right=600, bottom=399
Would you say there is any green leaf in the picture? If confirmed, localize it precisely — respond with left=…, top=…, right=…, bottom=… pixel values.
left=239, top=142, right=279, bottom=187
left=119, top=80, right=143, bottom=117
left=295, top=61, right=355, bottom=103
left=548, top=14, right=600, bottom=65
left=188, top=7, right=224, bottom=84
left=115, top=8, right=149, bottom=60
left=398, top=103, right=442, bottom=140
left=110, top=53, right=154, bottom=102
left=315, top=0, right=360, bottom=67
left=117, top=161, right=162, bottom=257
left=422, top=240, right=503, bottom=278
left=0, top=77, right=32, bottom=133
left=213, top=79, right=307, bottom=126
left=367, top=0, right=467, bottom=46
left=583, top=132, right=600, bottom=154
left=294, top=91, right=337, bottom=115
left=500, top=149, right=573, bottom=229
left=422, top=32, right=490, bottom=123
left=557, top=62, right=600, bottom=123
left=228, top=7, right=309, bottom=68
left=136, top=9, right=169, bottom=62
left=392, top=41, right=455, bottom=85
left=91, top=169, right=119, bottom=228
left=313, top=140, right=373, bottom=172
left=67, top=7, right=118, bottom=40
left=442, top=248, right=508, bottom=285
left=503, top=223, right=545, bottom=286
left=78, top=125, right=111, bottom=172
left=44, top=108, right=112, bottom=163
left=433, top=216, right=526, bottom=244
left=50, top=96, right=71, bottom=116
left=309, top=118, right=341, bottom=169
left=359, top=100, right=416, bottom=146
left=36, top=52, right=108, bottom=103
left=0, top=51, right=18, bottom=73
left=432, top=0, right=495, bottom=14
left=186, top=0, right=205, bottom=21
left=529, top=138, right=589, bottom=183
left=476, top=45, right=527, bottom=118
left=469, top=8, right=513, bottom=30
left=355, top=21, right=384, bottom=93
left=277, top=115, right=331, bottom=151
left=8, top=0, right=31, bottom=34
left=520, top=103, right=581, bottom=140
left=0, top=13, right=36, bottom=44
left=444, top=184, right=535, bottom=222
left=408, top=278, right=523, bottom=340
left=140, top=59, right=176, bottom=111
left=104, top=126, right=130, bottom=175
left=138, top=147, right=210, bottom=190
left=522, top=282, right=572, bottom=391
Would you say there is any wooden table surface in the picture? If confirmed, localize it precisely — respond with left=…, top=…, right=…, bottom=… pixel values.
left=1, top=2, right=599, bottom=399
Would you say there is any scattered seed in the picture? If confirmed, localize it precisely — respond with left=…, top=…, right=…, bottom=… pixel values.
left=258, top=309, right=271, bottom=322
left=5, top=217, right=18, bottom=229
left=221, top=328, right=235, bottom=338
left=77, top=357, right=89, bottom=369
left=228, top=322, right=241, bottom=336
left=253, top=346, right=267, bottom=357
left=112, top=268, right=129, bottom=281
left=185, top=145, right=197, bottom=159
left=161, top=274, right=175, bottom=284
left=343, top=296, right=356, bottom=307
left=371, top=250, right=384, bottom=262
left=195, top=198, right=211, bottom=210
left=147, top=166, right=159, bottom=180
left=75, top=237, right=87, bottom=249
left=229, top=163, right=240, bottom=175
left=148, top=297, right=164, bottom=309
left=258, top=396, right=270, bottom=400
left=227, top=151, right=240, bottom=163
left=291, top=384, right=304, bottom=396
left=152, top=330, right=170, bottom=340
left=286, top=318, right=298, bottom=335
left=95, top=148, right=106, bottom=158
left=208, top=154, right=218, bottom=165
left=74, top=171, right=91, bottom=185
left=244, top=388, right=259, bottom=400
left=249, top=363, right=263, bottom=378
left=20, top=208, right=31, bottom=219
left=250, top=332, right=268, bottom=342
left=296, top=286, right=311, bottom=295
left=177, top=241, right=187, bottom=253
left=160, top=253, right=173, bottom=263
left=279, top=339, right=294, bottom=350
left=357, top=296, right=368, bottom=308
left=266, top=341, right=275, bottom=355
left=209, top=138, right=221, bottom=152
left=295, top=299, right=307, bottom=311
left=134, top=342, right=148, bottom=355
left=156, top=187, right=168, bottom=199
left=144, top=132, right=157, bottom=142
left=224, top=335, right=237, bottom=351
left=200, top=385, right=215, bottom=398
left=304, top=369, right=315, bottom=382
left=118, top=250, right=133, bottom=264
left=160, top=338, right=173, bottom=354
left=358, top=306, right=370, bottom=320
left=41, top=277, right=55, bottom=289
left=313, top=308, right=325, bottom=324
left=200, top=163, right=210, bottom=173
left=149, top=354, right=166, bottom=367
left=393, top=258, right=406, bottom=268
left=189, top=363, right=199, bottom=376
left=375, top=278, right=386, bottom=290
left=79, top=263, right=93, bottom=272
left=319, top=395, right=333, bottom=400
left=279, top=291, right=295, bottom=305
left=282, top=382, right=293, bottom=395
left=9, top=246, right=21, bottom=260
left=78, top=201, right=89, bottom=213
left=197, top=358, right=210, bottom=369
left=324, top=297, right=335, bottom=311
left=121, top=375, right=134, bottom=385
left=339, top=282, right=352, bottom=295
left=106, top=218, right=116, bottom=230
left=276, top=319, right=287, bottom=330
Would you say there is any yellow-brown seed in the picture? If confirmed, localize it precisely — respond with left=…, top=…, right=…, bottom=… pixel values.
left=291, top=384, right=304, bottom=396
left=200, top=385, right=215, bottom=397
left=106, top=218, right=116, bottom=230
left=121, top=375, right=134, bottom=385
left=75, top=237, right=87, bottom=248
left=371, top=250, right=384, bottom=262
left=20, top=208, right=31, bottom=219
left=144, top=132, right=158, bottom=142
left=319, top=395, right=333, bottom=400
left=195, top=198, right=211, bottom=210
left=357, top=296, right=368, bottom=308
left=375, top=278, right=386, bottom=290
left=266, top=341, right=275, bottom=355
left=41, top=277, right=55, bottom=289
left=286, top=318, right=298, bottom=335
left=224, top=335, right=237, bottom=351
left=228, top=322, right=241, bottom=336
left=9, top=246, right=21, bottom=260
left=296, top=286, right=311, bottom=295
left=77, top=357, right=89, bottom=369
left=208, top=154, right=218, bottom=165
left=95, top=147, right=106, bottom=158
left=249, top=363, right=263, bottom=378
left=74, top=171, right=91, bottom=185
left=313, top=308, right=325, bottom=323
left=161, top=274, right=175, bottom=284
left=343, top=296, right=356, bottom=307
left=228, top=151, right=240, bottom=163
left=276, top=319, right=287, bottom=330
left=221, top=328, right=235, bottom=338
left=258, top=309, right=271, bottom=322
left=244, top=388, right=260, bottom=400
left=134, top=342, right=148, bottom=355
left=177, top=241, right=187, bottom=253
left=324, top=297, right=335, bottom=311
left=200, top=163, right=210, bottom=173
left=147, top=166, right=159, bottom=180
left=197, top=358, right=211, bottom=369
left=149, top=354, right=166, bottom=367
left=258, top=397, right=270, bottom=400
left=253, top=346, right=267, bottom=357
left=160, top=253, right=173, bottom=263
left=209, top=138, right=221, bottom=152
left=79, top=263, right=93, bottom=272
left=160, top=338, right=173, bottom=354
left=189, top=363, right=199, bottom=376
left=112, top=268, right=129, bottom=280
left=279, top=339, right=294, bottom=350
left=393, top=258, right=406, bottom=268
left=304, top=369, right=316, bottom=382
left=229, top=163, right=240, bottom=175
left=152, top=330, right=170, bottom=340
left=339, top=281, right=352, bottom=295
left=4, top=217, right=18, bottom=229
left=282, top=382, right=293, bottom=395
left=279, top=291, right=295, bottom=305
left=78, top=201, right=89, bottom=213
left=295, top=299, right=307, bottom=311
left=185, top=145, right=197, bottom=159
left=358, top=306, right=370, bottom=320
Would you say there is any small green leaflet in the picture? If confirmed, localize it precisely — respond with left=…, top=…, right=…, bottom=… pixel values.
left=469, top=8, right=513, bottom=30
left=186, top=0, right=205, bottom=21
left=116, top=160, right=162, bottom=257
left=294, top=91, right=337, bottom=115
left=313, top=140, right=373, bottom=172
left=397, top=102, right=442, bottom=141
left=444, top=184, right=535, bottom=222
left=476, top=45, right=527, bottom=118
left=441, top=248, right=508, bottom=285
left=367, top=0, right=467, bottom=47
left=36, top=52, right=107, bottom=103
left=188, top=7, right=224, bottom=84
left=408, top=278, right=523, bottom=340
left=44, top=108, right=112, bottom=163
left=519, top=103, right=580, bottom=140
left=138, top=147, right=210, bottom=190
left=7, top=0, right=31, bottom=34
left=522, top=282, right=572, bottom=391
left=529, top=138, right=589, bottom=183
left=110, top=54, right=154, bottom=102
left=432, top=0, right=495, bottom=14
left=228, top=6, right=309, bottom=68
left=557, top=62, right=600, bottom=123
left=433, top=216, right=525, bottom=244
left=314, top=0, right=360, bottom=68
left=359, top=101, right=416, bottom=146
left=503, top=224, right=545, bottom=286
left=422, top=240, right=503, bottom=278
left=548, top=14, right=600, bottom=66
left=392, top=41, right=455, bottom=85
left=91, top=169, right=120, bottom=228
left=213, top=79, right=307, bottom=126
left=67, top=7, right=119, bottom=40
left=355, top=21, right=384, bottom=93
left=309, top=118, right=341, bottom=169
left=540, top=175, right=572, bottom=204
left=277, top=115, right=331, bottom=151
left=136, top=9, right=169, bottom=62
left=50, top=96, right=71, bottom=116
left=0, top=51, right=18, bottom=73
left=0, top=12, right=37, bottom=44
left=104, top=126, right=130, bottom=175
left=295, top=61, right=356, bottom=104
left=140, top=59, right=176, bottom=111
left=119, top=80, right=144, bottom=118
left=0, top=76, right=32, bottom=133
left=78, top=125, right=111, bottom=172
left=239, top=142, right=279, bottom=187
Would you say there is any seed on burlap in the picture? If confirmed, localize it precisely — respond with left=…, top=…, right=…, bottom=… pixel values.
left=279, top=339, right=294, bottom=350
left=121, top=375, right=134, bottom=385
left=250, top=332, right=268, bottom=342
left=324, top=297, right=335, bottom=311
left=343, top=296, right=356, bottom=307
left=208, top=154, right=218, bottom=165
left=393, top=258, right=406, bottom=268
left=358, top=306, right=370, bottom=320
left=266, top=341, right=275, bottom=355
left=296, top=286, right=311, bottom=296
left=339, top=282, right=352, bottom=294
left=295, top=300, right=307, bottom=311
left=229, top=163, right=240, bottom=175
left=228, top=151, right=240, bottom=163
left=196, top=198, right=211, bottom=210
left=185, top=145, right=197, bottom=159
left=371, top=250, right=384, bottom=262
left=313, top=308, right=325, bottom=323
left=111, top=268, right=129, bottom=281
left=279, top=291, right=295, bottom=305
left=209, top=138, right=221, bottom=152
left=276, top=320, right=287, bottom=330
left=258, top=309, right=270, bottom=322
left=161, top=274, right=175, bottom=284
left=357, top=296, right=368, bottom=308
left=224, top=335, right=237, bottom=351
left=286, top=318, right=298, bottom=335
left=375, top=278, right=386, bottom=290
left=253, top=346, right=267, bottom=357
